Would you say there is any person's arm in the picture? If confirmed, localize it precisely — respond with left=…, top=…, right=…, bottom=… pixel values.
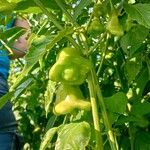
left=10, top=17, right=30, bottom=59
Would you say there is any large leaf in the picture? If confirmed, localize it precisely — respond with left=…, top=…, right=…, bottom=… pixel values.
left=131, top=68, right=149, bottom=101
left=124, top=3, right=150, bottom=29
left=120, top=25, right=149, bottom=56
left=125, top=53, right=143, bottom=84
left=135, top=131, right=150, bottom=150
left=14, top=0, right=60, bottom=13
left=104, top=92, right=127, bottom=114
left=40, top=127, right=58, bottom=150
left=55, top=122, right=91, bottom=150
left=131, top=102, right=150, bottom=116
left=0, top=0, right=16, bottom=13
left=116, top=115, right=149, bottom=127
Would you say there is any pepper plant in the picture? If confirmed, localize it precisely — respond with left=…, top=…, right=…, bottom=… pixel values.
left=0, top=0, right=150, bottom=150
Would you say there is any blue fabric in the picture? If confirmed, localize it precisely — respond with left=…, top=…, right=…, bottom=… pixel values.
left=0, top=77, right=19, bottom=149
left=0, top=76, right=17, bottom=130
left=0, top=50, right=10, bottom=79
left=0, top=132, right=15, bottom=150
left=0, top=19, right=15, bottom=79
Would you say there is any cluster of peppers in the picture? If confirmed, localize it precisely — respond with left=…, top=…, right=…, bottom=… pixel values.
left=49, top=47, right=92, bottom=115
left=87, top=2, right=124, bottom=37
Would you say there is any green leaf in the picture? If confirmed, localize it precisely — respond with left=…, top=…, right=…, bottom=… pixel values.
left=104, top=92, right=127, bottom=114
left=14, top=78, right=33, bottom=99
left=125, top=53, right=142, bottom=84
left=14, top=0, right=60, bottom=13
left=135, top=131, right=150, bottom=150
left=0, top=91, right=15, bottom=109
left=46, top=27, right=73, bottom=51
left=73, top=0, right=92, bottom=20
left=120, top=25, right=149, bottom=56
left=130, top=68, right=149, bottom=101
left=0, top=0, right=16, bottom=13
left=45, top=115, right=57, bottom=132
left=44, top=80, right=56, bottom=116
left=40, top=127, right=58, bottom=150
left=131, top=102, right=150, bottom=116
left=124, top=3, right=150, bottom=29
left=55, top=122, right=91, bottom=150
left=116, top=115, right=149, bottom=127
left=0, top=27, right=25, bottom=45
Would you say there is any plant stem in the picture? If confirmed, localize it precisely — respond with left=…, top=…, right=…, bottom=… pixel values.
left=32, top=0, right=80, bottom=50
left=96, top=33, right=109, bottom=75
left=33, top=0, right=63, bottom=30
left=91, top=68, right=119, bottom=150
left=128, top=123, right=135, bottom=150
left=88, top=32, right=107, bottom=55
left=109, top=0, right=114, bottom=11
left=54, top=0, right=78, bottom=26
left=87, top=73, right=104, bottom=150
left=0, top=39, right=13, bottom=54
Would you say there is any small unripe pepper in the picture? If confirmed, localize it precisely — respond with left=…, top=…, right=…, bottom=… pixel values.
left=106, top=10, right=124, bottom=37
left=49, top=47, right=92, bottom=85
left=53, top=84, right=91, bottom=115
left=93, top=3, right=103, bottom=18
left=87, top=17, right=105, bottom=37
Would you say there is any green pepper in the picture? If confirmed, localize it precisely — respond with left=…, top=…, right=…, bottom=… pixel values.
left=87, top=17, right=105, bottom=37
left=49, top=47, right=92, bottom=85
left=53, top=84, right=91, bottom=115
left=106, top=10, right=124, bottom=37
left=93, top=3, right=103, bottom=18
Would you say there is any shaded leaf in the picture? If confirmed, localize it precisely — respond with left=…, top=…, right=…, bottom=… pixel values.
left=104, top=92, right=127, bottom=114
left=131, top=102, right=150, bottom=116
left=120, top=25, right=149, bottom=56
left=135, top=131, right=150, bottom=150
left=131, top=68, right=149, bottom=101
left=125, top=53, right=142, bottom=84
left=116, top=115, right=149, bottom=127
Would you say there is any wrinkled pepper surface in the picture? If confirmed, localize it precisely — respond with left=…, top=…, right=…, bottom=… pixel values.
left=49, top=47, right=92, bottom=85
left=53, top=84, right=91, bottom=115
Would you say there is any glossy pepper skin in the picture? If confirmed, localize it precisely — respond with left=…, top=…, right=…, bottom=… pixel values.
left=49, top=47, right=92, bottom=85
left=53, top=84, right=91, bottom=115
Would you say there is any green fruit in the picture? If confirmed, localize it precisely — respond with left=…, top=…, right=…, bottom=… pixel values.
left=49, top=47, right=92, bottom=85
left=93, top=3, right=103, bottom=18
left=53, top=84, right=91, bottom=115
left=106, top=11, right=124, bottom=36
left=87, top=18, right=105, bottom=37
